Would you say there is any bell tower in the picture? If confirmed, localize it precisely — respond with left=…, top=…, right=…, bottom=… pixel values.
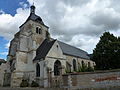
left=8, top=4, right=51, bottom=87
left=30, top=5, right=35, bottom=14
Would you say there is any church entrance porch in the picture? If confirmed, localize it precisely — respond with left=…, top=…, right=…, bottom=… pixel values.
left=54, top=60, right=62, bottom=76
left=47, top=60, right=64, bottom=88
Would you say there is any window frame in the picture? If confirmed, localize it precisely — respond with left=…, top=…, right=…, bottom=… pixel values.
left=36, top=63, right=40, bottom=77
left=73, top=59, right=77, bottom=71
left=36, top=27, right=42, bottom=34
left=36, top=27, right=39, bottom=34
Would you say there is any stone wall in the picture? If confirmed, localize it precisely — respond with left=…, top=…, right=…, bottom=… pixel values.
left=46, top=40, right=66, bottom=77
left=62, top=70, right=120, bottom=89
left=65, top=55, right=95, bottom=72
left=0, top=63, right=7, bottom=86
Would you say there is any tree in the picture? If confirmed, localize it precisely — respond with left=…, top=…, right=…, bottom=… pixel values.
left=91, top=32, right=120, bottom=70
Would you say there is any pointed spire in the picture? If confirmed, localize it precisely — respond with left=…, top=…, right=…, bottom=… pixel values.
left=30, top=4, right=35, bottom=14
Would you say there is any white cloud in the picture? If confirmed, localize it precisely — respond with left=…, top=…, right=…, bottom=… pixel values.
left=0, top=10, right=5, bottom=14
left=5, top=42, right=10, bottom=49
left=19, top=2, right=29, bottom=9
left=0, top=52, right=8, bottom=55
left=0, top=8, right=29, bottom=40
left=0, top=0, right=120, bottom=54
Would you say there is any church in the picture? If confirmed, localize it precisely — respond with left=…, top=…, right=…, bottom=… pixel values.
left=0, top=5, right=95, bottom=87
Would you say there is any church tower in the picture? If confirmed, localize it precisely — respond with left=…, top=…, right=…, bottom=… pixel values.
left=7, top=5, right=50, bottom=87
left=19, top=4, right=50, bottom=47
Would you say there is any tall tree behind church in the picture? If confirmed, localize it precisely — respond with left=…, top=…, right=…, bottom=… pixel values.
left=91, top=32, right=120, bottom=70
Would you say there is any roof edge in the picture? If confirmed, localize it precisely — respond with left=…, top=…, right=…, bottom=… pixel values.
left=19, top=19, right=49, bottom=29
left=63, top=53, right=90, bottom=60
left=58, top=40, right=88, bottom=54
left=33, top=39, right=56, bottom=61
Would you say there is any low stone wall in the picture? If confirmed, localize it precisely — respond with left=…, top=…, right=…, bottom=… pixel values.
left=62, top=70, right=120, bottom=89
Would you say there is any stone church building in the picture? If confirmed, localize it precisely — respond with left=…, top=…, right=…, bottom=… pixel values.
left=0, top=5, right=95, bottom=87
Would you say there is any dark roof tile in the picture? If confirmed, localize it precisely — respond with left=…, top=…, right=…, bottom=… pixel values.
left=20, top=13, right=48, bottom=28
left=58, top=41, right=90, bottom=59
left=33, top=39, right=56, bottom=61
left=33, top=39, right=90, bottom=61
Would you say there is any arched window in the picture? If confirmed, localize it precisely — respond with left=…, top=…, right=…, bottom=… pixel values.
left=81, top=61, right=85, bottom=67
left=88, top=62, right=91, bottom=67
left=36, top=27, right=39, bottom=34
left=39, top=28, right=41, bottom=34
left=36, top=63, right=40, bottom=77
left=36, top=27, right=42, bottom=34
left=54, top=60, right=61, bottom=76
left=73, top=59, right=76, bottom=71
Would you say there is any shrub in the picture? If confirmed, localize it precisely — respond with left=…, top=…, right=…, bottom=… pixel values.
left=81, top=63, right=88, bottom=72
left=78, top=64, right=82, bottom=72
left=65, top=69, right=72, bottom=73
left=78, top=63, right=94, bottom=72
left=20, top=80, right=29, bottom=87
left=30, top=81, right=39, bottom=87
left=86, top=65, right=94, bottom=72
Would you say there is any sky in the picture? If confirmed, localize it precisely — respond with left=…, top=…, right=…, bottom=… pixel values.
left=0, top=0, right=120, bottom=60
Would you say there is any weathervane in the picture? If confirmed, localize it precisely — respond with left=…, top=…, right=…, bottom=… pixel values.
left=33, top=0, right=34, bottom=5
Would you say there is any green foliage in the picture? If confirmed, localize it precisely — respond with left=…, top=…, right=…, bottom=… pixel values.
left=30, top=81, right=39, bottom=87
left=65, top=62, right=94, bottom=73
left=81, top=62, right=88, bottom=72
left=78, top=63, right=94, bottom=72
left=78, top=64, right=82, bottom=72
left=91, top=32, right=120, bottom=70
left=20, top=80, right=29, bottom=87
left=65, top=69, right=72, bottom=73
left=87, top=64, right=94, bottom=72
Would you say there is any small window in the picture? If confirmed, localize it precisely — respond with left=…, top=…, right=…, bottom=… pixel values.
left=81, top=61, right=85, bottom=67
left=36, top=27, right=42, bottom=34
left=36, top=63, right=40, bottom=77
left=36, top=27, right=39, bottom=33
left=57, top=45, right=58, bottom=48
left=73, top=59, right=76, bottom=71
left=88, top=62, right=91, bottom=67
left=39, top=28, right=41, bottom=34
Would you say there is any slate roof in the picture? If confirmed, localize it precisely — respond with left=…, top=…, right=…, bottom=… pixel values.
left=33, top=39, right=90, bottom=61
left=27, top=13, right=44, bottom=24
left=58, top=41, right=90, bottom=60
left=33, top=39, right=56, bottom=61
left=19, top=13, right=48, bottom=28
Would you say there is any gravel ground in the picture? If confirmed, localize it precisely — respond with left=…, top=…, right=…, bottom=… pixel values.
left=0, top=87, right=120, bottom=90
left=0, top=87, right=67, bottom=90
